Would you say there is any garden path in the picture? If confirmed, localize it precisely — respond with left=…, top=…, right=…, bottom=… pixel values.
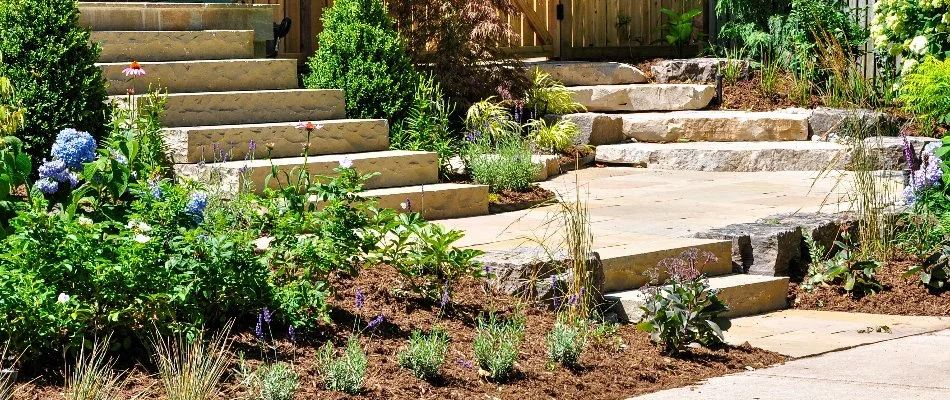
left=628, top=325, right=950, bottom=400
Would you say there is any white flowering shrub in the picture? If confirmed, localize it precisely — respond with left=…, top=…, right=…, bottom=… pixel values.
left=871, top=0, right=950, bottom=69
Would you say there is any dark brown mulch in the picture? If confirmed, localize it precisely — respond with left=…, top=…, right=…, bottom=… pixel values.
left=491, top=186, right=556, bottom=207
left=710, top=72, right=823, bottom=112
left=558, top=145, right=595, bottom=170
left=17, top=265, right=785, bottom=400
left=790, top=258, right=950, bottom=316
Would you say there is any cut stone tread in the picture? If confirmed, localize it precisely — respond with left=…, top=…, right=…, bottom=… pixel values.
left=360, top=183, right=490, bottom=221
left=567, top=84, right=716, bottom=112
left=164, top=119, right=390, bottom=163
left=607, top=274, right=789, bottom=322
left=175, top=150, right=438, bottom=195
left=595, top=141, right=848, bottom=172
left=597, top=238, right=733, bottom=292
left=99, top=59, right=298, bottom=95
left=565, top=111, right=810, bottom=143
left=113, top=89, right=346, bottom=127
left=91, top=30, right=255, bottom=62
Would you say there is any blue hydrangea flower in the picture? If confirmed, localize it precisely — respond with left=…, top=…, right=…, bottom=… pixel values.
left=51, top=128, right=97, bottom=170
left=110, top=149, right=128, bottom=165
left=148, top=178, right=162, bottom=200
left=184, top=191, right=209, bottom=223
left=34, top=178, right=59, bottom=195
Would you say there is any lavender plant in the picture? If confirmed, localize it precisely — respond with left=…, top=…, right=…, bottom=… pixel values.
left=637, top=249, right=729, bottom=354
left=316, top=336, right=367, bottom=394
left=545, top=315, right=587, bottom=368
left=237, top=361, right=299, bottom=400
left=397, top=328, right=449, bottom=380
left=472, top=313, right=524, bottom=381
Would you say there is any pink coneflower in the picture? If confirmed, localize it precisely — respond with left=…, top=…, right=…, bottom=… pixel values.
left=122, top=61, right=146, bottom=77
left=295, top=121, right=322, bottom=131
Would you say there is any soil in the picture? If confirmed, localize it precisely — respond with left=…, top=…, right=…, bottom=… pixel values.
left=558, top=145, right=595, bottom=171
left=790, top=257, right=950, bottom=316
left=16, top=265, right=785, bottom=400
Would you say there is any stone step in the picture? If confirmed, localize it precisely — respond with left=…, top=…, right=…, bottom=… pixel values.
left=595, top=141, right=848, bottom=172
left=598, top=238, right=734, bottom=293
left=526, top=61, right=647, bottom=86
left=79, top=2, right=275, bottom=57
left=563, top=111, right=810, bottom=144
left=164, top=119, right=390, bottom=163
left=362, top=183, right=490, bottom=221
left=113, top=89, right=346, bottom=127
left=566, top=84, right=715, bottom=112
left=606, top=274, right=789, bottom=322
left=99, top=59, right=298, bottom=95
left=91, top=30, right=255, bottom=62
left=175, top=150, right=438, bottom=195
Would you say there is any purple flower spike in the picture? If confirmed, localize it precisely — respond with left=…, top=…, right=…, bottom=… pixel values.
left=456, top=358, right=473, bottom=369
left=288, top=325, right=296, bottom=342
left=262, top=307, right=272, bottom=324
left=440, top=281, right=450, bottom=308
left=367, top=314, right=384, bottom=329
left=355, top=287, right=365, bottom=310
left=255, top=313, right=265, bottom=341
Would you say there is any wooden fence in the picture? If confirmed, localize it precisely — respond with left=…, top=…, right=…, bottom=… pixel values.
left=248, top=0, right=710, bottom=62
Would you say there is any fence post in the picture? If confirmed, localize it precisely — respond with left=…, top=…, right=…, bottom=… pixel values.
left=558, top=0, right=573, bottom=60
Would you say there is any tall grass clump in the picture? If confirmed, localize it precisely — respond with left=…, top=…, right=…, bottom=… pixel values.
left=64, top=338, right=127, bottom=400
left=397, top=328, right=449, bottom=380
left=523, top=68, right=586, bottom=115
left=316, top=336, right=367, bottom=394
left=815, top=28, right=878, bottom=109
left=472, top=313, right=523, bottom=381
left=0, top=342, right=20, bottom=399
left=149, top=323, right=234, bottom=400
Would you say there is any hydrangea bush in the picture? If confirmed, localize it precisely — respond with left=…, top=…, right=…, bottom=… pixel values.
left=870, top=0, right=950, bottom=70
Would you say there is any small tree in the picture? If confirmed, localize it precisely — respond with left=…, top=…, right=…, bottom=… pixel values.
left=304, top=0, right=417, bottom=123
left=0, top=0, right=108, bottom=163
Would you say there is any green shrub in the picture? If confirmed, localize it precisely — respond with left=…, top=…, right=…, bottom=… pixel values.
left=466, top=132, right=540, bottom=193
left=545, top=316, right=587, bottom=368
left=870, top=0, right=950, bottom=61
left=317, top=336, right=367, bottom=394
left=637, top=249, right=729, bottom=354
left=907, top=245, right=950, bottom=291
left=802, top=230, right=883, bottom=296
left=0, top=0, right=108, bottom=163
left=239, top=362, right=299, bottom=400
left=0, top=71, right=25, bottom=136
left=391, top=74, right=458, bottom=178
left=368, top=211, right=484, bottom=302
left=900, top=57, right=950, bottom=130
left=397, top=328, right=449, bottom=380
left=464, top=99, right=521, bottom=142
left=472, top=313, right=523, bottom=382
left=303, top=0, right=417, bottom=123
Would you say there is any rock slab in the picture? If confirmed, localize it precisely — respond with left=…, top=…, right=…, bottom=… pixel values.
left=528, top=61, right=647, bottom=86
left=476, top=248, right=605, bottom=307
left=652, top=58, right=751, bottom=83
left=567, top=84, right=716, bottom=112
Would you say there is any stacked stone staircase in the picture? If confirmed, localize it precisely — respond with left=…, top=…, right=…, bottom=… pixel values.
left=531, top=60, right=856, bottom=172
left=82, top=2, right=488, bottom=220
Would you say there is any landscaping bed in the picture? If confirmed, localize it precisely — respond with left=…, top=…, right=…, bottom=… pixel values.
left=790, top=258, right=950, bottom=316
left=489, top=186, right=556, bottom=213
left=17, top=264, right=784, bottom=400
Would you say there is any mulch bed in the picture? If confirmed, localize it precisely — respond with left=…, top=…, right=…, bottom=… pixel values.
left=489, top=186, right=556, bottom=213
left=558, top=146, right=595, bottom=172
left=790, top=257, right=950, bottom=316
left=17, top=265, right=785, bottom=400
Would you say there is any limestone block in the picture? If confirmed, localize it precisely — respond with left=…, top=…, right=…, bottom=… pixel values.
left=558, top=113, right=625, bottom=146
left=164, top=119, right=390, bottom=163
left=476, top=248, right=605, bottom=307
left=620, top=111, right=810, bottom=143
left=781, top=107, right=904, bottom=140
left=528, top=61, right=647, bottom=85
left=92, top=30, right=255, bottom=63
left=176, top=150, right=438, bottom=195
left=652, top=58, right=751, bottom=83
left=594, top=142, right=848, bottom=172
left=114, top=89, right=346, bottom=128
left=695, top=224, right=805, bottom=276
left=99, top=59, right=298, bottom=95
left=567, top=84, right=716, bottom=112
left=364, top=183, right=489, bottom=220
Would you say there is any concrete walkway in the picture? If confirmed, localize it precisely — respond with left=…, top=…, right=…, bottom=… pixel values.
left=441, top=167, right=855, bottom=251
left=628, top=328, right=950, bottom=400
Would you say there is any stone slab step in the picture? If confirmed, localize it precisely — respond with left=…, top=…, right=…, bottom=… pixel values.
left=606, top=274, right=789, bottom=322
left=99, top=59, right=298, bottom=95
left=598, top=238, right=734, bottom=292
left=563, top=111, right=810, bottom=144
left=362, top=183, right=490, bottom=221
left=567, top=84, right=715, bottom=112
left=164, top=119, right=390, bottom=163
left=595, top=141, right=848, bottom=172
left=526, top=61, right=647, bottom=86
left=175, top=150, right=438, bottom=195
left=91, top=30, right=255, bottom=62
left=113, top=89, right=346, bottom=127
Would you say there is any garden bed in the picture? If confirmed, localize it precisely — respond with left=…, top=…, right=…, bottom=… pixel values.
left=489, top=186, right=556, bottom=214
left=558, top=146, right=596, bottom=172
left=790, top=258, right=950, bottom=316
left=17, top=265, right=785, bottom=400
